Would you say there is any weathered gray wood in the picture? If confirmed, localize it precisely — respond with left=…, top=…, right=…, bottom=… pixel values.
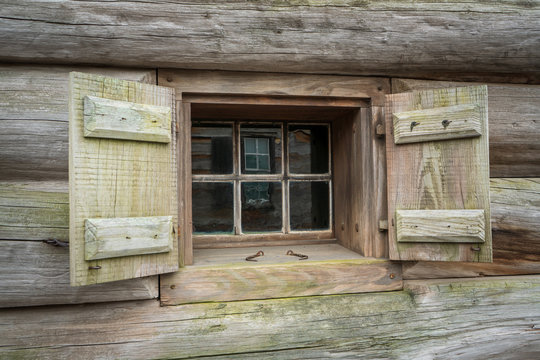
left=161, top=245, right=402, bottom=305
left=85, top=216, right=174, bottom=261
left=403, top=178, right=540, bottom=279
left=0, top=181, right=68, bottom=241
left=396, top=209, right=485, bottom=243
left=0, top=240, right=158, bottom=308
left=0, top=276, right=538, bottom=359
left=83, top=96, right=172, bottom=143
left=69, top=72, right=178, bottom=286
left=0, top=1, right=539, bottom=82
left=386, top=86, right=492, bottom=262
left=393, top=104, right=482, bottom=144
left=0, top=65, right=156, bottom=180
left=393, top=79, right=540, bottom=177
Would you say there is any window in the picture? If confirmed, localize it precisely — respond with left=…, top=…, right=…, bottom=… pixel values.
left=191, top=120, right=332, bottom=243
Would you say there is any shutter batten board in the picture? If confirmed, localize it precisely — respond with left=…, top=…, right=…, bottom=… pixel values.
left=69, top=72, right=178, bottom=286
left=85, top=216, right=174, bottom=260
left=386, top=85, right=492, bottom=262
left=83, top=95, right=172, bottom=143
left=393, top=103, right=482, bottom=144
left=396, top=210, right=485, bottom=243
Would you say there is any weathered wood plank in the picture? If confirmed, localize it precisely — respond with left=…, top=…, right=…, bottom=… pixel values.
left=0, top=181, right=68, bottom=241
left=386, top=86, right=492, bottom=262
left=69, top=72, right=178, bottom=286
left=0, top=240, right=158, bottom=308
left=0, top=276, right=538, bottom=359
left=393, top=104, right=482, bottom=144
left=85, top=216, right=174, bottom=261
left=0, top=1, right=538, bottom=81
left=392, top=79, right=540, bottom=177
left=161, top=245, right=402, bottom=305
left=84, top=95, right=172, bottom=143
left=396, top=209, right=485, bottom=243
left=403, top=178, right=540, bottom=279
left=160, top=69, right=390, bottom=106
left=0, top=65, right=156, bottom=180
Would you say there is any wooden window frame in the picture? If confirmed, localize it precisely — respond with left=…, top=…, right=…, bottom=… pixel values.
left=159, top=70, right=397, bottom=304
left=191, top=119, right=334, bottom=244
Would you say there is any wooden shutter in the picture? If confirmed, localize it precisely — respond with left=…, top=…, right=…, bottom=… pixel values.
left=385, top=86, right=492, bottom=262
left=69, top=72, right=179, bottom=286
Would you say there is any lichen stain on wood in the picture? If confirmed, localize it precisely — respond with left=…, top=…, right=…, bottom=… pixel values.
left=1, top=276, right=538, bottom=359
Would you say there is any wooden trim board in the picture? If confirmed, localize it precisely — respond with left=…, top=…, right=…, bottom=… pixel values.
left=160, top=244, right=402, bottom=305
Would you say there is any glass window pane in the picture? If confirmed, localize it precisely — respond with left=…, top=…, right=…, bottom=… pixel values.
left=192, top=123, right=233, bottom=175
left=245, top=155, right=257, bottom=170
left=192, top=182, right=234, bottom=234
left=258, top=155, right=270, bottom=170
left=241, top=124, right=282, bottom=174
left=242, top=182, right=282, bottom=232
left=257, top=138, right=269, bottom=153
left=290, top=181, right=330, bottom=231
left=245, top=138, right=256, bottom=153
left=288, top=125, right=329, bottom=174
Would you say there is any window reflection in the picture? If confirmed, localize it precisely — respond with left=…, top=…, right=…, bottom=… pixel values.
left=288, top=125, right=329, bottom=174
left=241, top=124, right=281, bottom=174
left=242, top=182, right=282, bottom=232
left=192, top=123, right=233, bottom=175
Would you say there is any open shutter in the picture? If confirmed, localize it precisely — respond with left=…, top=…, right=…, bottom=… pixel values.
left=69, top=72, right=178, bottom=286
left=385, top=85, right=492, bottom=262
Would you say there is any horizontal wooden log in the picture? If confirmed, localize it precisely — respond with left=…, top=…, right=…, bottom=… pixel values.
left=0, top=240, right=158, bottom=308
left=83, top=95, right=172, bottom=143
left=392, top=104, right=482, bottom=144
left=0, top=1, right=539, bottom=82
left=0, top=181, right=68, bottom=241
left=0, top=276, right=538, bottom=359
left=396, top=209, right=485, bottom=243
left=161, top=245, right=402, bottom=305
left=85, top=216, right=174, bottom=261
left=0, top=65, right=155, bottom=180
left=392, top=79, right=540, bottom=177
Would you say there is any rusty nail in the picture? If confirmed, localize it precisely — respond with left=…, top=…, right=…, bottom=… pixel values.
left=389, top=273, right=396, bottom=279
left=410, top=121, right=420, bottom=131
left=471, top=247, right=481, bottom=252
left=442, top=119, right=452, bottom=128
left=170, top=284, right=176, bottom=289
left=166, top=77, right=173, bottom=82
left=88, top=265, right=101, bottom=270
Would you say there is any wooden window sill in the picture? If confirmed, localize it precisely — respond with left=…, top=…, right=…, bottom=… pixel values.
left=160, top=244, right=402, bottom=306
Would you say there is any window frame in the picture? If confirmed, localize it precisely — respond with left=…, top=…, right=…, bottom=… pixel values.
left=191, top=120, right=334, bottom=241
left=168, top=72, right=389, bottom=267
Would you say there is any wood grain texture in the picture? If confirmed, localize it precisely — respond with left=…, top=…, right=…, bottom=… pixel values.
left=69, top=72, right=178, bottom=286
left=83, top=95, right=172, bottom=143
left=0, top=181, right=68, bottom=241
left=159, top=69, right=390, bottom=106
left=85, top=216, right=174, bottom=261
left=0, top=240, right=158, bottom=308
left=403, top=178, right=540, bottom=279
left=396, top=209, right=485, bottom=243
left=0, top=276, right=538, bottom=359
left=0, top=1, right=539, bottom=82
left=333, top=107, right=388, bottom=258
left=393, top=104, right=482, bottom=144
left=392, top=79, right=540, bottom=177
left=161, top=245, right=401, bottom=305
left=0, top=65, right=156, bottom=180
left=386, top=86, right=491, bottom=262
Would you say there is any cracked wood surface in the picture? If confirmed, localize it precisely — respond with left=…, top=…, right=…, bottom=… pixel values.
left=0, top=1, right=538, bottom=82
left=0, top=276, right=538, bottom=359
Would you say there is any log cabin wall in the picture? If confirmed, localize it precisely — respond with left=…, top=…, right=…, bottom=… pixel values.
left=0, top=1, right=539, bottom=358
